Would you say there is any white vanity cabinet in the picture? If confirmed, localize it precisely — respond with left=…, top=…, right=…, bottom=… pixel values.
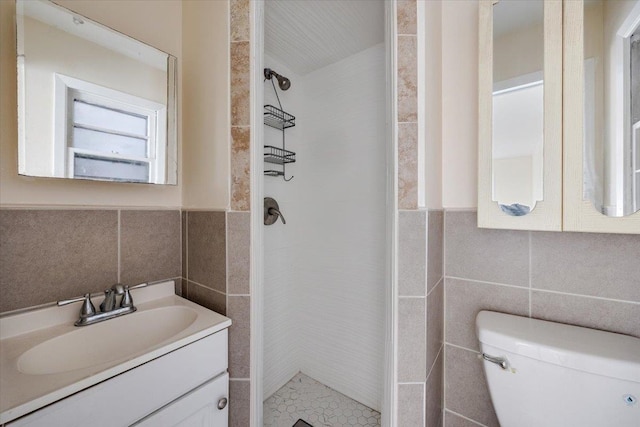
left=134, top=373, right=229, bottom=427
left=0, top=282, right=232, bottom=427
left=7, top=330, right=229, bottom=427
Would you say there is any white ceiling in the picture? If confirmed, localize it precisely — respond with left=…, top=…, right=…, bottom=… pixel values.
left=265, top=0, right=384, bottom=76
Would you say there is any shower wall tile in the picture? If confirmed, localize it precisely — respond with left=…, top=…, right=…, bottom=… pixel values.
left=230, top=380, right=251, bottom=427
left=397, top=0, right=417, bottom=35
left=426, top=279, right=444, bottom=371
left=444, top=211, right=529, bottom=286
left=445, top=278, right=529, bottom=351
left=184, top=279, right=227, bottom=315
left=398, top=384, right=425, bottom=427
left=399, top=210, right=426, bottom=296
left=398, top=298, right=426, bottom=382
left=227, top=211, right=251, bottom=295
left=230, top=41, right=250, bottom=127
left=0, top=209, right=118, bottom=313
left=445, top=345, right=499, bottom=427
left=426, top=351, right=443, bottom=427
left=531, top=231, right=640, bottom=302
left=187, top=211, right=226, bottom=292
left=398, top=122, right=418, bottom=210
left=427, top=210, right=444, bottom=293
left=228, top=295, right=251, bottom=379
left=397, top=35, right=418, bottom=123
left=231, top=126, right=251, bottom=212
left=531, top=291, right=640, bottom=338
left=120, top=210, right=181, bottom=286
left=230, top=0, right=249, bottom=42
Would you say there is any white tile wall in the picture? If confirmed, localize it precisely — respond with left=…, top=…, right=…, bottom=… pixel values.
left=263, top=45, right=387, bottom=410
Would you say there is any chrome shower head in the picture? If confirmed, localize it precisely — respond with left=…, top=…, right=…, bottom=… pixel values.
left=264, top=68, right=291, bottom=91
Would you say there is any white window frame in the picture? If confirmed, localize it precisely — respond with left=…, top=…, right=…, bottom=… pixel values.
left=53, top=74, right=167, bottom=183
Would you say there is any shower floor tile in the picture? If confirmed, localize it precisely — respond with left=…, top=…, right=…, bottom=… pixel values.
left=263, top=372, right=381, bottom=427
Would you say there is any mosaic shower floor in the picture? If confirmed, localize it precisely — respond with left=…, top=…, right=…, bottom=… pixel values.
left=263, top=372, right=381, bottom=427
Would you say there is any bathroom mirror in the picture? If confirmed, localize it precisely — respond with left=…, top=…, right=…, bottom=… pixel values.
left=491, top=0, right=544, bottom=216
left=582, top=0, right=640, bottom=217
left=16, top=0, right=177, bottom=185
left=478, top=0, right=562, bottom=231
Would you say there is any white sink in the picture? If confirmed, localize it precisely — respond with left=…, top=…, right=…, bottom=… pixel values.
left=18, top=306, right=198, bottom=375
left=0, top=281, right=231, bottom=424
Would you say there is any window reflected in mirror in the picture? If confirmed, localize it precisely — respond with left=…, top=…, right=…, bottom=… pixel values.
left=16, top=0, right=177, bottom=185
left=492, top=0, right=545, bottom=216
left=583, top=0, right=640, bottom=217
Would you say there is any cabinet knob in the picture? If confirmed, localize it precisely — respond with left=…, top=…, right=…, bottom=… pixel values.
left=217, top=397, right=228, bottom=410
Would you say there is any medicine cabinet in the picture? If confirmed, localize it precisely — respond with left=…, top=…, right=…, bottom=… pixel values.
left=478, top=0, right=640, bottom=234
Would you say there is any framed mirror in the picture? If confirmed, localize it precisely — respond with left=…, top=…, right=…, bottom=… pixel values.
left=582, top=0, right=640, bottom=218
left=564, top=0, right=640, bottom=233
left=16, top=0, right=177, bottom=185
left=478, top=0, right=562, bottom=230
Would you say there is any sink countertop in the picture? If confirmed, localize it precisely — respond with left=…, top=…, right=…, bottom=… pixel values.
left=0, top=281, right=231, bottom=424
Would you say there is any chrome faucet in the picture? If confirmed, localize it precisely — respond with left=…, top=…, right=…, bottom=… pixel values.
left=100, top=283, right=125, bottom=312
left=58, top=282, right=147, bottom=326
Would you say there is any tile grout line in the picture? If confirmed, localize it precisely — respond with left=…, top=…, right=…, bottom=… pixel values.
left=444, top=409, right=488, bottom=427
left=117, top=209, right=121, bottom=283
left=426, top=343, right=443, bottom=380
left=444, top=342, right=480, bottom=355
left=422, top=381, right=427, bottom=426
left=225, top=211, right=229, bottom=315
left=442, top=209, right=448, bottom=426
left=185, top=211, right=188, bottom=296
left=529, top=231, right=532, bottom=317
left=426, top=276, right=443, bottom=297
left=186, top=279, right=228, bottom=297
left=446, top=275, right=640, bottom=305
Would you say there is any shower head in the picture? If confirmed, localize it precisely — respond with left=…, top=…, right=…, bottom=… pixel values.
left=264, top=68, right=291, bottom=91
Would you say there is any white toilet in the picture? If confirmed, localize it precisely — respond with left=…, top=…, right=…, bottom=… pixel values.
left=476, top=310, right=640, bottom=427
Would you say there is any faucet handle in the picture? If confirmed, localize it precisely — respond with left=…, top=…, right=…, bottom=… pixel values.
left=121, top=282, right=147, bottom=308
left=58, top=293, right=96, bottom=319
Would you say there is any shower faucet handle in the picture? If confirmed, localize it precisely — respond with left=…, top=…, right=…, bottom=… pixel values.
left=268, top=207, right=286, bottom=224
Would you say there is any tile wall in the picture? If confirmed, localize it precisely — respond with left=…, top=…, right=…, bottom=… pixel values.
left=397, top=210, right=444, bottom=427
left=395, top=1, right=446, bottom=426
left=0, top=208, right=181, bottom=313
left=228, top=0, right=252, bottom=425
left=181, top=210, right=251, bottom=427
left=443, top=210, right=640, bottom=426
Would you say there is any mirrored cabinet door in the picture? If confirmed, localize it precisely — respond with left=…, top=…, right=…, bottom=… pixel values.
left=478, top=0, right=563, bottom=231
left=564, top=0, right=640, bottom=233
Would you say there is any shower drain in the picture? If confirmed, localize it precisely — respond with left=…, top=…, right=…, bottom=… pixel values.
left=623, top=394, right=637, bottom=406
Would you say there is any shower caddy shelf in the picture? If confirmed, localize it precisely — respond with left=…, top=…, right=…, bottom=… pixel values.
left=264, top=104, right=296, bottom=179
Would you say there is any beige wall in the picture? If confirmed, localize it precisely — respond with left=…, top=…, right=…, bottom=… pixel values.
left=493, top=21, right=544, bottom=83
left=181, top=0, right=230, bottom=210
left=442, top=0, right=478, bottom=209
left=424, top=0, right=443, bottom=209
left=0, top=0, right=183, bottom=207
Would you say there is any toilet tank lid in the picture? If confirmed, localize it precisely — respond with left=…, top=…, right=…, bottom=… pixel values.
left=476, top=311, right=640, bottom=383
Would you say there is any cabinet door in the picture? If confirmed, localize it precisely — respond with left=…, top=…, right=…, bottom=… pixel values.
left=478, top=0, right=563, bottom=231
left=133, top=373, right=229, bottom=427
left=563, top=0, right=640, bottom=233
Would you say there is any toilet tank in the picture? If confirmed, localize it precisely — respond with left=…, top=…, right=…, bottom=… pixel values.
left=476, top=311, right=640, bottom=427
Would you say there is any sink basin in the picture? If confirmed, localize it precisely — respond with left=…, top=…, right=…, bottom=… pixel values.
left=1, top=281, right=232, bottom=425
left=18, top=306, right=198, bottom=375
